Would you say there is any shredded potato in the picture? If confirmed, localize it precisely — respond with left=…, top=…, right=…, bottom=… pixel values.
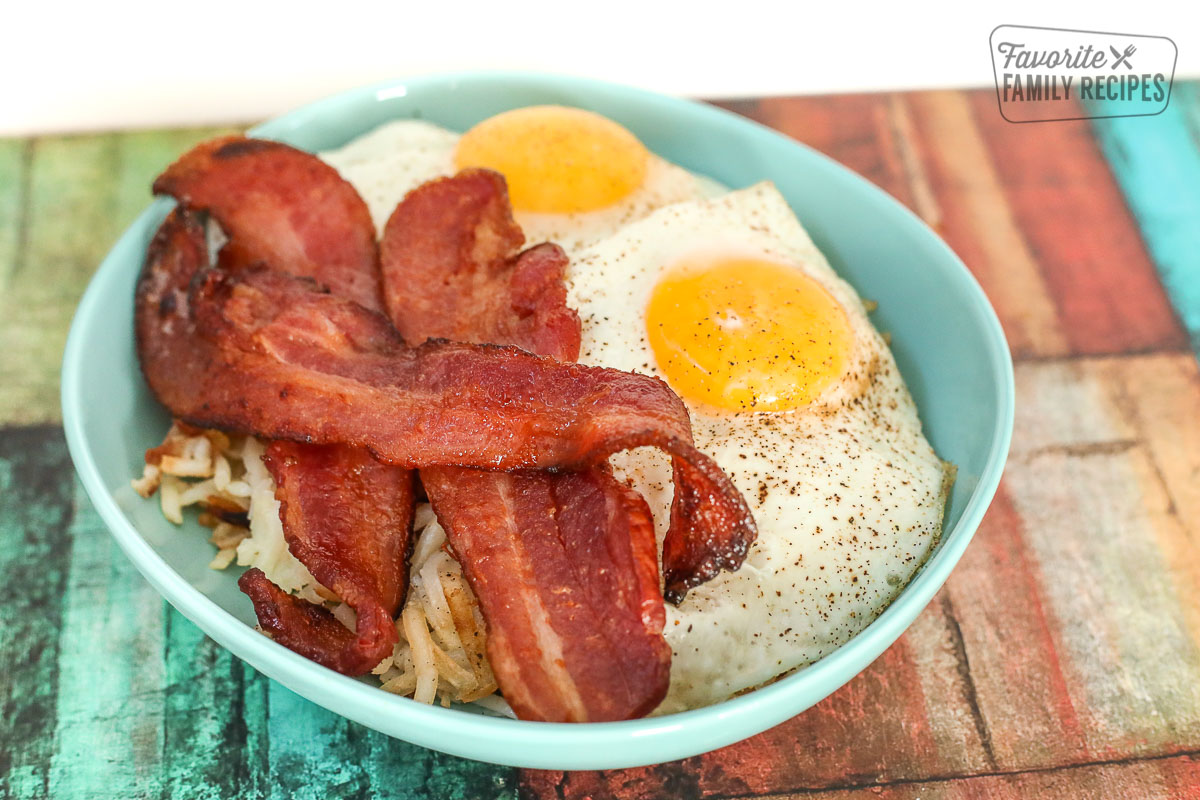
left=370, top=520, right=499, bottom=707
left=136, top=421, right=510, bottom=715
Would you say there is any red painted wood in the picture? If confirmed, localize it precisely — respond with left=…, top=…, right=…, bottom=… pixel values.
left=745, top=94, right=916, bottom=207
left=901, top=90, right=1069, bottom=359
left=966, top=93, right=1188, bottom=356
left=523, top=640, right=944, bottom=799
left=942, top=484, right=1091, bottom=769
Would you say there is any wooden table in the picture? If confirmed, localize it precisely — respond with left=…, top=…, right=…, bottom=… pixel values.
left=2, top=84, right=1199, bottom=799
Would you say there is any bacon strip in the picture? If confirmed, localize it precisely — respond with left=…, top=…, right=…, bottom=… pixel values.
left=262, top=441, right=414, bottom=674
left=662, top=449, right=759, bottom=602
left=423, top=468, right=668, bottom=720
left=182, top=266, right=737, bottom=484
left=238, top=568, right=363, bottom=669
left=383, top=170, right=669, bottom=720
left=153, top=136, right=383, bottom=311
left=146, top=138, right=414, bottom=676
left=381, top=170, right=580, bottom=362
left=135, top=208, right=218, bottom=411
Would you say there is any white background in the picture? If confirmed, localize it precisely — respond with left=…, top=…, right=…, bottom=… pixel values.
left=3, top=0, right=1196, bottom=135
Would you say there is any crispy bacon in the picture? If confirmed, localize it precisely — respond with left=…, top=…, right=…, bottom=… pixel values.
left=153, top=136, right=383, bottom=312
left=135, top=208, right=218, bottom=412
left=662, top=451, right=759, bottom=602
left=238, top=568, right=367, bottom=670
left=423, top=468, right=668, bottom=720
left=182, top=266, right=715, bottom=475
left=381, top=169, right=580, bottom=362
left=383, top=170, right=669, bottom=720
left=147, top=138, right=415, bottom=676
left=263, top=441, right=414, bottom=674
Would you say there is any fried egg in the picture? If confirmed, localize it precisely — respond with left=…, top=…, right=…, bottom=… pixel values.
left=564, top=183, right=952, bottom=713
left=322, top=106, right=718, bottom=252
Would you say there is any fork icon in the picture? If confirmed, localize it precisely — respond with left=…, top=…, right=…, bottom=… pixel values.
left=1110, top=44, right=1136, bottom=70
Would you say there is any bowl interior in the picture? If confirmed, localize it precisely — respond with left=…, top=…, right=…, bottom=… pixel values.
left=63, top=72, right=1013, bottom=769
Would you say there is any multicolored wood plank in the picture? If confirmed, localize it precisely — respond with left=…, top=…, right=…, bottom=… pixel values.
left=1, top=83, right=1198, bottom=799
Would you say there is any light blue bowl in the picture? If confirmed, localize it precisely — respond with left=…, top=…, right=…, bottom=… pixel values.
left=61, top=72, right=1014, bottom=770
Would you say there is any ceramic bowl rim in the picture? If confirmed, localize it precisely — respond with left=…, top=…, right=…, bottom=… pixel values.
left=61, top=70, right=1015, bottom=770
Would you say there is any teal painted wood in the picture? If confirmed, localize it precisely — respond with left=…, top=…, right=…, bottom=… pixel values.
left=360, top=726, right=519, bottom=800
left=267, top=683, right=519, bottom=800
left=268, top=683, right=372, bottom=798
left=1088, top=83, right=1200, bottom=354
left=46, top=476, right=165, bottom=798
left=0, top=427, right=75, bottom=800
left=161, top=605, right=270, bottom=798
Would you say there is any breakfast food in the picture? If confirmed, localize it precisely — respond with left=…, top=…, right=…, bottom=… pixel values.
left=133, top=105, right=951, bottom=720
left=135, top=129, right=754, bottom=721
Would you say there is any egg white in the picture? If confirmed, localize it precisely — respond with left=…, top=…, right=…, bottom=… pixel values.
left=565, top=183, right=952, bottom=713
left=321, top=119, right=719, bottom=252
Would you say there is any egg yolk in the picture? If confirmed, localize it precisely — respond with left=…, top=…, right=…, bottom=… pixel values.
left=646, top=258, right=853, bottom=412
left=454, top=106, right=649, bottom=214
